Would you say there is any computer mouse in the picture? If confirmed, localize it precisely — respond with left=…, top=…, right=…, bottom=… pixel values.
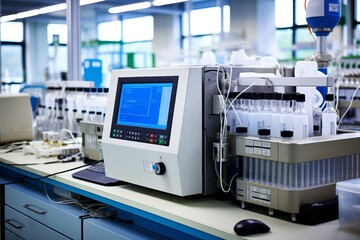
left=233, top=219, right=270, bottom=236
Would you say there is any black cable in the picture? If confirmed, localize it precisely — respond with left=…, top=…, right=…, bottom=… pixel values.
left=25, top=160, right=103, bottom=182
left=6, top=160, right=60, bottom=166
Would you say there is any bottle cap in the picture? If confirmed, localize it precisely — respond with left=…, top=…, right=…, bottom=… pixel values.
left=236, top=127, right=248, bottom=134
left=265, top=92, right=274, bottom=100
left=258, top=129, right=271, bottom=136
left=273, top=92, right=282, bottom=100
left=325, top=94, right=334, bottom=101
left=282, top=93, right=292, bottom=101
left=281, top=130, right=293, bottom=138
left=296, top=93, right=306, bottom=102
left=252, top=92, right=260, bottom=100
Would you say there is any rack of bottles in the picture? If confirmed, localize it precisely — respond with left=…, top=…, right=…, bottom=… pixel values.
left=35, top=81, right=108, bottom=140
left=217, top=72, right=360, bottom=221
left=231, top=131, right=360, bottom=220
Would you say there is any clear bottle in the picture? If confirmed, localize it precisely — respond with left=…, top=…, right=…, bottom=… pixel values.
left=293, top=94, right=309, bottom=139
left=95, top=111, right=103, bottom=123
left=279, top=93, right=294, bottom=133
left=313, top=104, right=322, bottom=136
left=271, top=92, right=282, bottom=138
left=261, top=92, right=273, bottom=131
left=238, top=92, right=250, bottom=130
left=247, top=92, right=262, bottom=136
left=72, top=109, right=78, bottom=135
left=322, top=94, right=337, bottom=136
left=226, top=92, right=237, bottom=133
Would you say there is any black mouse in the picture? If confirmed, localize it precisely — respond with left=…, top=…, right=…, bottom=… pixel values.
left=233, top=219, right=270, bottom=236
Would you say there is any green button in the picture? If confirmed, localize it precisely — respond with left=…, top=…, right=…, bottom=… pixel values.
left=159, top=139, right=164, bottom=144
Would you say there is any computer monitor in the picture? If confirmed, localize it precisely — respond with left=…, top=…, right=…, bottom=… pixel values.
left=0, top=94, right=33, bottom=144
left=110, top=77, right=178, bottom=146
left=102, top=67, right=203, bottom=196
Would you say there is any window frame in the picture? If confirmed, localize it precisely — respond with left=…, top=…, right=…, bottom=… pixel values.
left=0, top=22, right=26, bottom=87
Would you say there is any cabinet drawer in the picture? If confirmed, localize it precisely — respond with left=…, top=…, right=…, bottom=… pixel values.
left=5, top=206, right=69, bottom=240
left=5, top=183, right=82, bottom=239
left=83, top=218, right=170, bottom=240
left=5, top=229, right=24, bottom=240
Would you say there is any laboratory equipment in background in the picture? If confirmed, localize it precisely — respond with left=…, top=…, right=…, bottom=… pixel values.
left=331, top=58, right=360, bottom=129
left=80, top=121, right=104, bottom=163
left=0, top=94, right=34, bottom=144
left=83, top=59, right=103, bottom=88
left=101, top=65, right=360, bottom=224
left=306, top=0, right=341, bottom=103
left=35, top=80, right=109, bottom=140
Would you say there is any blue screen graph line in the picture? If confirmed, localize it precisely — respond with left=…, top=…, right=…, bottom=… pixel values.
left=117, top=83, right=173, bottom=130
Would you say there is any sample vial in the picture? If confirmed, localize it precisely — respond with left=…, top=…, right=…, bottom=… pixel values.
left=322, top=94, right=337, bottom=136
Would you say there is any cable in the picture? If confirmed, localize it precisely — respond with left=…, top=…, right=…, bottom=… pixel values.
left=60, top=128, right=83, bottom=155
left=44, top=183, right=109, bottom=218
left=24, top=160, right=103, bottom=182
left=3, top=152, right=82, bottom=166
left=338, top=83, right=360, bottom=127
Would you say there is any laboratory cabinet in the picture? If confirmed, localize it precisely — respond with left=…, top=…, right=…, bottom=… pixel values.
left=83, top=217, right=170, bottom=240
left=5, top=229, right=24, bottom=240
left=4, top=183, right=83, bottom=240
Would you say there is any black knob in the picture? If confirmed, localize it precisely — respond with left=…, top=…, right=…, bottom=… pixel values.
left=155, top=162, right=166, bottom=175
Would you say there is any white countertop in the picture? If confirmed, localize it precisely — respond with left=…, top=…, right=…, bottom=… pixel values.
left=1, top=151, right=360, bottom=240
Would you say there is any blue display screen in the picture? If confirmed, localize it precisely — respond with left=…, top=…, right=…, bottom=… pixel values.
left=117, top=83, right=173, bottom=130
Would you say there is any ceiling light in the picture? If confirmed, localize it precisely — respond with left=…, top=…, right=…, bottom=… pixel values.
left=109, top=2, right=151, bottom=14
left=16, top=9, right=40, bottom=19
left=152, top=0, right=188, bottom=6
left=39, top=3, right=67, bottom=14
left=80, top=0, right=105, bottom=6
left=0, top=14, right=17, bottom=23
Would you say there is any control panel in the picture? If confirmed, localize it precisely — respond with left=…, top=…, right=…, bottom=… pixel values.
left=110, top=127, right=170, bottom=146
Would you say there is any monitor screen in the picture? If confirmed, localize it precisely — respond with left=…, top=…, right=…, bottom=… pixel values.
left=110, top=76, right=178, bottom=146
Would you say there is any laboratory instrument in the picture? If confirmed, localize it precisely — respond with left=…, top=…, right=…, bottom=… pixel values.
left=0, top=94, right=33, bottom=144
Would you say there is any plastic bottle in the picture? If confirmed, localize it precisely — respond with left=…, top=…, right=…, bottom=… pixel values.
left=226, top=92, right=237, bottom=132
left=293, top=94, right=309, bottom=139
left=238, top=92, right=250, bottom=130
left=322, top=94, right=337, bottom=136
left=260, top=92, right=273, bottom=132
left=279, top=93, right=294, bottom=133
left=271, top=92, right=282, bottom=138
left=247, top=93, right=262, bottom=136
left=313, top=104, right=322, bottom=136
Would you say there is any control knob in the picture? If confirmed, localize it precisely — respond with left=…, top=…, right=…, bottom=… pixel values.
left=154, top=162, right=166, bottom=175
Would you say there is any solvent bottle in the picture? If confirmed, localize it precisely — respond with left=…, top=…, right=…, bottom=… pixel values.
left=238, top=92, right=250, bottom=130
left=247, top=92, right=262, bottom=136
left=279, top=93, right=293, bottom=133
left=322, top=94, right=337, bottom=136
left=293, top=94, right=309, bottom=139
left=271, top=92, right=282, bottom=138
left=226, top=92, right=236, bottom=133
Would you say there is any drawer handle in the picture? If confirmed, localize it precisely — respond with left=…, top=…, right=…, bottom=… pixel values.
left=23, top=204, right=46, bottom=215
left=5, top=219, right=23, bottom=229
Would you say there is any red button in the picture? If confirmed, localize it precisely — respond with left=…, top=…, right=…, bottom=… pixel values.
left=149, top=138, right=154, bottom=143
left=150, top=134, right=155, bottom=138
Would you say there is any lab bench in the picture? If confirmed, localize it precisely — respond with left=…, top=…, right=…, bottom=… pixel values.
left=1, top=152, right=360, bottom=240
